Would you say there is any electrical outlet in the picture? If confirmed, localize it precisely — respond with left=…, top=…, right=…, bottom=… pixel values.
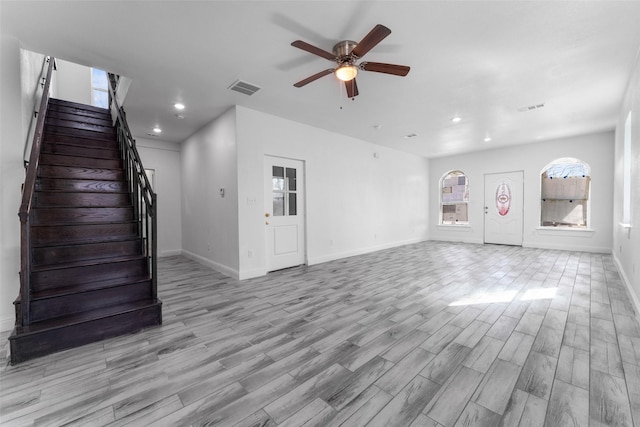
left=248, top=250, right=253, bottom=258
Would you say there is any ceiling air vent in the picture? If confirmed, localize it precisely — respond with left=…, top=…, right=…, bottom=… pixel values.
left=228, top=80, right=261, bottom=96
left=517, top=103, right=545, bottom=112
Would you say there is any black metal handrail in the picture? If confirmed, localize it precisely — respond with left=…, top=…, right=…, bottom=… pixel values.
left=107, top=74, right=158, bottom=300
left=18, top=56, right=55, bottom=326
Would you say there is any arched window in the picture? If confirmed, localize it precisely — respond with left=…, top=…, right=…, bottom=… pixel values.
left=441, top=170, right=469, bottom=225
left=541, top=158, right=591, bottom=228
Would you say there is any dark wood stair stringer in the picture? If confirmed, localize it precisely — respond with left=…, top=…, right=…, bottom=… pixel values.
left=10, top=98, right=162, bottom=364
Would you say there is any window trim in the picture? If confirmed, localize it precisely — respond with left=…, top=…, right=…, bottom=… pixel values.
left=439, top=170, right=469, bottom=225
left=539, top=157, right=591, bottom=229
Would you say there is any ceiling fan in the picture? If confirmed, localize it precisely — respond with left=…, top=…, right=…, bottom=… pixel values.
left=291, top=24, right=410, bottom=98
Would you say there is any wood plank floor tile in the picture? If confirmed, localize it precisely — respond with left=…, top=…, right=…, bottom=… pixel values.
left=367, top=375, right=440, bottom=427
left=472, top=359, right=522, bottom=415
left=545, top=379, right=589, bottom=427
left=454, top=401, right=502, bottom=427
left=1, top=242, right=639, bottom=426
left=556, top=345, right=589, bottom=390
left=589, top=369, right=634, bottom=427
left=623, top=362, right=640, bottom=426
left=515, top=351, right=557, bottom=400
left=375, top=347, right=435, bottom=395
left=424, top=366, right=484, bottom=426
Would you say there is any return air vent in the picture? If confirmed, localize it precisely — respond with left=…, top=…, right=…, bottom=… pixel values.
left=517, top=103, right=545, bottom=112
left=228, top=80, right=261, bottom=96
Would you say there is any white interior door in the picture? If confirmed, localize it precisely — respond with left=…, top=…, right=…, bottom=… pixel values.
left=484, top=171, right=523, bottom=246
left=265, top=156, right=306, bottom=272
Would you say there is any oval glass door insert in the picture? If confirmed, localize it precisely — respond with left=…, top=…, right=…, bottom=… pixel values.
left=496, top=182, right=511, bottom=216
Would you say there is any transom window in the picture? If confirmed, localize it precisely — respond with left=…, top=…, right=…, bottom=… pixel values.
left=540, top=157, right=591, bottom=228
left=440, top=170, right=469, bottom=225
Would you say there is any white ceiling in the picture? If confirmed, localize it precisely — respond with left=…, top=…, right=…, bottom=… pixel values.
left=2, top=1, right=640, bottom=158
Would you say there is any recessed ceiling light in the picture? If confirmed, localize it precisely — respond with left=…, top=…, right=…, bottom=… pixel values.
left=404, top=133, right=418, bottom=139
left=174, top=103, right=185, bottom=110
left=484, top=137, right=492, bottom=142
left=153, top=127, right=162, bottom=133
left=451, top=116, right=462, bottom=123
left=373, top=124, right=382, bottom=130
left=175, top=114, right=185, bottom=119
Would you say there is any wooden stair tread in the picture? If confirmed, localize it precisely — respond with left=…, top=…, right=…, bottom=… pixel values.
left=11, top=299, right=161, bottom=336
left=10, top=97, right=161, bottom=364
left=31, top=253, right=146, bottom=272
left=32, top=234, right=139, bottom=248
left=30, top=275, right=152, bottom=300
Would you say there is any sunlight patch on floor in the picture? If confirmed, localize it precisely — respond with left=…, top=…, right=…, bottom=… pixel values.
left=449, top=287, right=558, bottom=306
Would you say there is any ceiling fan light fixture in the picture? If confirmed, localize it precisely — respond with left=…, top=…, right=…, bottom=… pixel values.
left=335, top=64, right=358, bottom=82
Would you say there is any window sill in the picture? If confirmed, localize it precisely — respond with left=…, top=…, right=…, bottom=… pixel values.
left=619, top=223, right=632, bottom=229
left=536, top=226, right=595, bottom=237
left=437, top=224, right=471, bottom=231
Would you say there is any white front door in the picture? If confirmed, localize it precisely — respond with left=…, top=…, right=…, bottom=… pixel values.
left=264, top=156, right=306, bottom=272
left=484, top=171, right=523, bottom=246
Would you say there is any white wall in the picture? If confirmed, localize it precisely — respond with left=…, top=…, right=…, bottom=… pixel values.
left=180, top=107, right=240, bottom=277
left=0, top=35, right=25, bottom=331
left=236, top=106, right=430, bottom=279
left=137, top=138, right=182, bottom=257
left=54, top=59, right=91, bottom=105
left=613, top=48, right=640, bottom=317
left=20, top=49, right=47, bottom=162
left=429, top=132, right=614, bottom=253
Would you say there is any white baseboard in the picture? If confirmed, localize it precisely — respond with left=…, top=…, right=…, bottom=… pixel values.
left=612, top=252, right=640, bottom=324
left=0, top=317, right=14, bottom=333
left=238, top=267, right=268, bottom=280
left=159, top=249, right=183, bottom=257
left=430, top=236, right=484, bottom=245
left=308, top=236, right=429, bottom=266
left=522, top=241, right=611, bottom=253
left=181, top=250, right=240, bottom=280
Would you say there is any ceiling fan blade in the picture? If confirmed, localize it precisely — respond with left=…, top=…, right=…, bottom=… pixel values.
left=351, top=24, right=392, bottom=58
left=361, top=62, right=410, bottom=76
left=345, top=79, right=359, bottom=98
left=293, top=69, right=334, bottom=87
left=291, top=40, right=336, bottom=60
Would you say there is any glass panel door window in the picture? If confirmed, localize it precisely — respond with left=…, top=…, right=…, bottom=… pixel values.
left=272, top=166, right=297, bottom=216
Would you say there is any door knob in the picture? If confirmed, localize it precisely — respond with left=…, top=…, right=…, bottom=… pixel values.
left=265, top=213, right=271, bottom=217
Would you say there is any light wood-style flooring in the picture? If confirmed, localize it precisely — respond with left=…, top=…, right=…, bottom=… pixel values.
left=1, top=241, right=639, bottom=426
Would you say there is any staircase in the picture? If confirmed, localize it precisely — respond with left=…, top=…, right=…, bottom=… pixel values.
left=9, top=98, right=162, bottom=364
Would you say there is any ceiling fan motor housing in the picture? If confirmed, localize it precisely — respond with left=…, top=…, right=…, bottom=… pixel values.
left=333, top=40, right=359, bottom=64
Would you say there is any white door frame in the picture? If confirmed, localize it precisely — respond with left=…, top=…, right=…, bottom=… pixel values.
left=264, top=155, right=307, bottom=272
left=484, top=170, right=524, bottom=246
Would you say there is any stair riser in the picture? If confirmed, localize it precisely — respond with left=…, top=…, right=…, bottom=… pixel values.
left=46, top=110, right=112, bottom=128
left=34, top=192, right=131, bottom=208
left=9, top=302, right=162, bottom=364
left=44, top=133, right=118, bottom=150
left=33, top=240, right=142, bottom=267
left=44, top=124, right=116, bottom=142
left=38, top=165, right=123, bottom=181
left=45, top=117, right=115, bottom=136
left=40, top=153, right=121, bottom=169
left=48, top=99, right=111, bottom=116
left=42, top=143, right=119, bottom=159
left=32, top=207, right=134, bottom=225
left=31, top=258, right=148, bottom=292
left=36, top=178, right=128, bottom=193
left=32, top=223, right=138, bottom=246
left=30, top=281, right=153, bottom=323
